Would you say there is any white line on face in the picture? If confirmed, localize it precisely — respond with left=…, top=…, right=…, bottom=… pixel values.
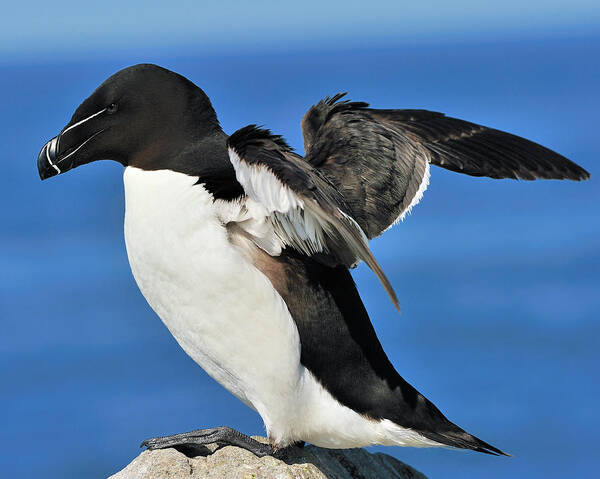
left=61, top=108, right=107, bottom=135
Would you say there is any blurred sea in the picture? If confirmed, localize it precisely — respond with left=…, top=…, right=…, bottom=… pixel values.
left=1, top=35, right=598, bottom=478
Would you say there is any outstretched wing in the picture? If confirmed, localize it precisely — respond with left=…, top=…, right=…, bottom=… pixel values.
left=302, top=94, right=590, bottom=238
left=227, top=125, right=399, bottom=310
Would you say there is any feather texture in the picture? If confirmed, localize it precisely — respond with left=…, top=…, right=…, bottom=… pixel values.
left=227, top=125, right=400, bottom=311
left=301, top=94, right=589, bottom=238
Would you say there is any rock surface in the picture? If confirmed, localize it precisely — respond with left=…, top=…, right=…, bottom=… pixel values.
left=108, top=438, right=427, bottom=479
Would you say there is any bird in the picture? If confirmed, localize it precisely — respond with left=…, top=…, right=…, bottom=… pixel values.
left=37, top=63, right=589, bottom=458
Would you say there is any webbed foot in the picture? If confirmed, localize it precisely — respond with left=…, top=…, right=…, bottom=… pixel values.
left=141, top=426, right=274, bottom=457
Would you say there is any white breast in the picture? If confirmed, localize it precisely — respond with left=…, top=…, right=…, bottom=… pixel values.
left=122, top=166, right=441, bottom=450
left=123, top=167, right=303, bottom=424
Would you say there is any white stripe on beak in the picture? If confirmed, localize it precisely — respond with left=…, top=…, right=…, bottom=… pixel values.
left=46, top=137, right=61, bottom=174
left=56, top=129, right=105, bottom=166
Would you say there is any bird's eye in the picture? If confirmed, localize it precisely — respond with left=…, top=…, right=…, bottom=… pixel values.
left=107, top=103, right=118, bottom=114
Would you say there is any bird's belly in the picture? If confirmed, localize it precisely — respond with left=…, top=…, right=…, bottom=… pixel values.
left=122, top=167, right=302, bottom=427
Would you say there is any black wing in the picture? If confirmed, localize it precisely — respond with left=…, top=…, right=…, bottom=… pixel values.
left=302, top=94, right=590, bottom=238
left=227, top=125, right=399, bottom=310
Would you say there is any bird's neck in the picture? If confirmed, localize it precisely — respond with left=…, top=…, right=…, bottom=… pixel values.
left=131, top=128, right=244, bottom=201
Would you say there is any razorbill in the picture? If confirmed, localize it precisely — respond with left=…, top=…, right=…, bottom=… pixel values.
left=37, top=64, right=589, bottom=457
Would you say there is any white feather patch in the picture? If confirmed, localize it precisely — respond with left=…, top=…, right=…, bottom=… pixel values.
left=381, top=160, right=431, bottom=236
left=214, top=197, right=284, bottom=256
left=400, top=160, right=431, bottom=221
left=229, top=148, right=303, bottom=213
left=228, top=147, right=328, bottom=256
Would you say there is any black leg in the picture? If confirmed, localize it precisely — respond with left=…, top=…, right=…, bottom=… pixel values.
left=141, top=426, right=274, bottom=457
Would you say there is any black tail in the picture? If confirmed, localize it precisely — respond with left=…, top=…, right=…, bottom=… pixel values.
left=419, top=427, right=510, bottom=456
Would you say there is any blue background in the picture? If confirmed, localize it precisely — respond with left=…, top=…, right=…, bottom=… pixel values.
left=1, top=2, right=598, bottom=477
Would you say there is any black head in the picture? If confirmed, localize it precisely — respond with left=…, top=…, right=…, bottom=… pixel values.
left=37, top=63, right=227, bottom=180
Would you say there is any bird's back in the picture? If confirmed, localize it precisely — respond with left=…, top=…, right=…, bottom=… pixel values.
left=253, top=247, right=506, bottom=454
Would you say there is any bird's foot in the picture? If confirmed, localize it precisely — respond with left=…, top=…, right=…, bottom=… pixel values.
left=141, top=426, right=274, bottom=457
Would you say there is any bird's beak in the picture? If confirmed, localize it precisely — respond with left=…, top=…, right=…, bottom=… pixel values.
left=37, top=120, right=106, bottom=181
left=37, top=136, right=61, bottom=180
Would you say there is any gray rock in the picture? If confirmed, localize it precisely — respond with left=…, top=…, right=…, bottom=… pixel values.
left=108, top=438, right=427, bottom=479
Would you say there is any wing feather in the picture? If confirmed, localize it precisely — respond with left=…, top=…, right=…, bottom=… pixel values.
left=227, top=125, right=400, bottom=311
left=301, top=94, right=590, bottom=238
